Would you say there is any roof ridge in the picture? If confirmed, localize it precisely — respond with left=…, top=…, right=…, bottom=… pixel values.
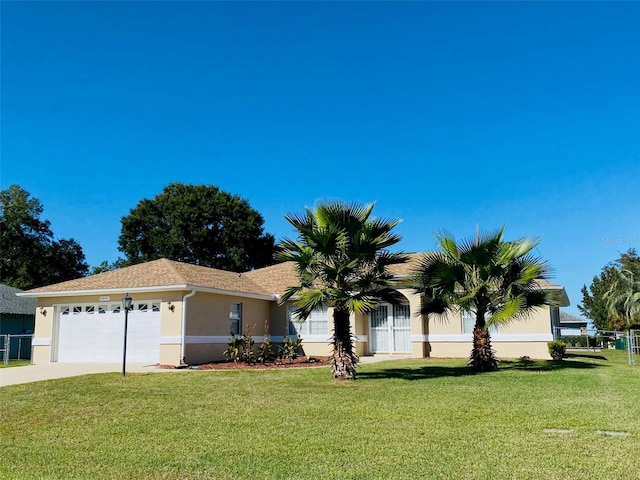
left=154, top=258, right=191, bottom=283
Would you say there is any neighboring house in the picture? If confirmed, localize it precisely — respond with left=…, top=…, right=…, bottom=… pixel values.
left=19, top=255, right=570, bottom=365
left=555, top=311, right=589, bottom=337
left=0, top=284, right=36, bottom=359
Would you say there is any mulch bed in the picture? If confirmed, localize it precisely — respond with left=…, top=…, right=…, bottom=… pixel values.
left=159, top=356, right=331, bottom=370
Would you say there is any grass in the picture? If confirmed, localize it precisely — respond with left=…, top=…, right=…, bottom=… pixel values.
left=0, top=359, right=30, bottom=368
left=1, top=351, right=639, bottom=479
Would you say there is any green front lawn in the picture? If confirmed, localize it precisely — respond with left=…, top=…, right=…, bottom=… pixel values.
left=2, top=352, right=639, bottom=479
left=0, top=359, right=30, bottom=368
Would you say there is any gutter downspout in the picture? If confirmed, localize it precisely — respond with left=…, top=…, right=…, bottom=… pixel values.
left=180, top=289, right=197, bottom=365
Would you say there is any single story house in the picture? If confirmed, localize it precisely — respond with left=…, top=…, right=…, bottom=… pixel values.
left=556, top=311, right=589, bottom=337
left=19, top=255, right=569, bottom=365
left=1, top=284, right=36, bottom=359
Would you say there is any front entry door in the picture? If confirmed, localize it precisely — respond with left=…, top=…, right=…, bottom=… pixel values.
left=370, top=304, right=411, bottom=353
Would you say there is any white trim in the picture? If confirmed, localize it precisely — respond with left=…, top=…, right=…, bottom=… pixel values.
left=181, top=290, right=197, bottom=363
left=491, top=333, right=553, bottom=342
left=300, top=334, right=332, bottom=343
left=160, top=336, right=182, bottom=344
left=183, top=335, right=332, bottom=344
left=32, top=337, right=51, bottom=346
left=411, top=333, right=553, bottom=343
left=423, top=334, right=472, bottom=342
left=411, top=334, right=431, bottom=342
left=18, top=284, right=277, bottom=301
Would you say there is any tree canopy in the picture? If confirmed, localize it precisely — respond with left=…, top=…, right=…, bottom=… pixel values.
left=579, top=249, right=640, bottom=330
left=277, top=201, right=407, bottom=380
left=412, top=226, right=553, bottom=372
left=0, top=185, right=88, bottom=289
left=118, top=183, right=276, bottom=271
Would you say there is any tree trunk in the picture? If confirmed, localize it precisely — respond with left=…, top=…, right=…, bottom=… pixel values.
left=331, top=306, right=358, bottom=380
left=469, top=326, right=498, bottom=372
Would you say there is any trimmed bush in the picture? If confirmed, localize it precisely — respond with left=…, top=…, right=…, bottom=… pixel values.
left=547, top=340, right=566, bottom=360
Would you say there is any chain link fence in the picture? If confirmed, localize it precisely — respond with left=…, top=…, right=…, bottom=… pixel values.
left=554, top=328, right=640, bottom=365
left=0, top=334, right=33, bottom=365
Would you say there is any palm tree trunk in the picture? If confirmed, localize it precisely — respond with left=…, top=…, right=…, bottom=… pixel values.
left=331, top=306, right=358, bottom=380
left=469, top=326, right=498, bottom=372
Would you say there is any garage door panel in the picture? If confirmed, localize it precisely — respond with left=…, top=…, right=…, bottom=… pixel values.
left=57, top=303, right=160, bottom=364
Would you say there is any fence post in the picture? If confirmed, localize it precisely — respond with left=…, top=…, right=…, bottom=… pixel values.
left=1, top=335, right=7, bottom=366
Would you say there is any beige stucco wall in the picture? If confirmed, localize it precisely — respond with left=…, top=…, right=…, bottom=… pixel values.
left=30, top=291, right=184, bottom=364
left=160, top=344, right=181, bottom=365
left=185, top=293, right=270, bottom=337
left=183, top=293, right=271, bottom=364
left=421, top=305, right=554, bottom=360
left=28, top=287, right=556, bottom=365
left=425, top=305, right=553, bottom=335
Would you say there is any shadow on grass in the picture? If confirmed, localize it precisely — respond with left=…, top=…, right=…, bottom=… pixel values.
left=359, top=365, right=478, bottom=381
left=358, top=358, right=603, bottom=381
left=564, top=352, right=609, bottom=360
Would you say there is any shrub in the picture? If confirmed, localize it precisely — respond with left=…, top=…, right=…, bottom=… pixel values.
left=223, top=325, right=256, bottom=363
left=280, top=335, right=303, bottom=363
left=223, top=336, right=244, bottom=362
left=224, top=321, right=278, bottom=364
left=547, top=340, right=566, bottom=360
left=257, top=319, right=275, bottom=363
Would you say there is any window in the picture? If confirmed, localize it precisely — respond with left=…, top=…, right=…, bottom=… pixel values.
left=151, top=303, right=160, bottom=312
left=138, top=303, right=148, bottom=312
left=461, top=310, right=498, bottom=334
left=73, top=306, right=82, bottom=315
left=60, top=307, right=70, bottom=315
left=86, top=306, right=95, bottom=315
left=98, top=306, right=106, bottom=314
left=288, top=305, right=328, bottom=336
left=230, top=303, right=242, bottom=336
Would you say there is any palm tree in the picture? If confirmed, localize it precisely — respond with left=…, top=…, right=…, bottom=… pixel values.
left=412, top=227, right=552, bottom=372
left=604, top=269, right=640, bottom=329
left=277, top=201, right=407, bottom=380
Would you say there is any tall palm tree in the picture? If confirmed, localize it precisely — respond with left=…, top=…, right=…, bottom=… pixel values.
left=412, top=227, right=552, bottom=371
left=277, top=201, right=407, bottom=380
left=604, top=269, right=640, bottom=329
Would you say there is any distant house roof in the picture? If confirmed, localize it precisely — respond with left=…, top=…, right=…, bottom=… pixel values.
left=0, top=284, right=37, bottom=315
left=18, top=255, right=570, bottom=306
left=559, top=311, right=588, bottom=327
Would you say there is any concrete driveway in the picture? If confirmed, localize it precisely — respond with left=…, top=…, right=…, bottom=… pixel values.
left=0, top=363, right=178, bottom=387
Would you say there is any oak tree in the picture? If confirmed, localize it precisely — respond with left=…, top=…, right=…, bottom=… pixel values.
left=118, top=183, right=276, bottom=271
left=0, top=185, right=88, bottom=289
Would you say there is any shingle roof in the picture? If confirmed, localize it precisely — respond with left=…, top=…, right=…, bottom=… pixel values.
left=559, top=311, right=588, bottom=325
left=24, top=259, right=272, bottom=297
left=0, top=284, right=37, bottom=315
left=242, top=261, right=299, bottom=296
left=22, top=254, right=568, bottom=304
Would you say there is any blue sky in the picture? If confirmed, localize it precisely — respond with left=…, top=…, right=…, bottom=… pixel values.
left=2, top=1, right=639, bottom=317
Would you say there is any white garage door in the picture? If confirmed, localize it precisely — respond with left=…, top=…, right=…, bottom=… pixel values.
left=56, top=302, right=161, bottom=364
